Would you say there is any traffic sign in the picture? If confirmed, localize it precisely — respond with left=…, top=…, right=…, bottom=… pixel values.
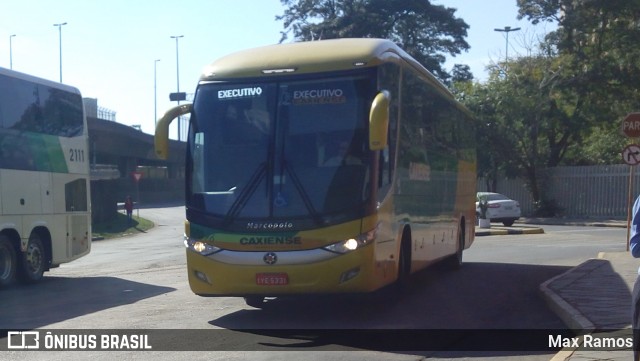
left=622, top=144, right=640, bottom=165
left=169, top=92, right=187, bottom=101
left=622, top=113, right=640, bottom=138
left=132, top=172, right=143, bottom=182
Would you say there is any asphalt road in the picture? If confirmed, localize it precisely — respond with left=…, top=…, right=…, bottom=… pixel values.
left=0, top=207, right=628, bottom=360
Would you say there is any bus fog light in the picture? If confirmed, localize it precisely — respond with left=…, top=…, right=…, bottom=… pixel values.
left=194, top=270, right=212, bottom=284
left=340, top=267, right=360, bottom=283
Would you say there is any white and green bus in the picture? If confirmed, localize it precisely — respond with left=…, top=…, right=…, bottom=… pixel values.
left=156, top=38, right=476, bottom=308
left=0, top=67, right=91, bottom=286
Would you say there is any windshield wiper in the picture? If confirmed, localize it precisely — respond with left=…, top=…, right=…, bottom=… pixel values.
left=284, top=161, right=324, bottom=226
left=223, top=162, right=267, bottom=225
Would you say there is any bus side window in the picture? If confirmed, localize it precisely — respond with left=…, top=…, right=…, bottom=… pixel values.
left=376, top=63, right=399, bottom=200
left=191, top=132, right=205, bottom=193
left=379, top=147, right=390, bottom=187
left=375, top=110, right=395, bottom=199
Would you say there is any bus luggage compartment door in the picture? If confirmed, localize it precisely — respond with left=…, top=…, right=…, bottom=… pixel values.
left=67, top=214, right=89, bottom=258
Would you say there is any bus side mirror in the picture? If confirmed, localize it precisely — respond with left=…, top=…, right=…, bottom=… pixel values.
left=369, top=91, right=390, bottom=151
left=154, top=104, right=192, bottom=159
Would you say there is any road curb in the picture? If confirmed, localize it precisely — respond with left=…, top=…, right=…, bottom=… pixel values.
left=541, top=259, right=605, bottom=361
left=539, top=260, right=597, bottom=331
left=475, top=226, right=544, bottom=236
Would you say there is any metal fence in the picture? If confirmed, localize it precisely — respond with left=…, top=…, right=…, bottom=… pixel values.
left=477, top=164, right=640, bottom=219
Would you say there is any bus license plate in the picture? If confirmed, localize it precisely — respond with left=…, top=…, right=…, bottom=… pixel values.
left=256, top=273, right=289, bottom=286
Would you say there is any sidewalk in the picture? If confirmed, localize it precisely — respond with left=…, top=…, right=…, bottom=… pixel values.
left=501, top=218, right=634, bottom=360
left=542, top=251, right=635, bottom=360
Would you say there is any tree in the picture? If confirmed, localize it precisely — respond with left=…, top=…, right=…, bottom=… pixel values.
left=519, top=0, right=640, bottom=95
left=455, top=1, right=640, bottom=215
left=459, top=50, right=590, bottom=213
left=276, top=0, right=471, bottom=81
left=451, top=64, right=473, bottom=83
left=517, top=0, right=640, bottom=167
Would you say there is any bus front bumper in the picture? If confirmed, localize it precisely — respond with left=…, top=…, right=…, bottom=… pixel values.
left=185, top=245, right=384, bottom=296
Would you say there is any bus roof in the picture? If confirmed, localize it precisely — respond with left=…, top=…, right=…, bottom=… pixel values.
left=0, top=66, right=82, bottom=95
left=202, top=38, right=423, bottom=81
left=199, top=38, right=469, bottom=116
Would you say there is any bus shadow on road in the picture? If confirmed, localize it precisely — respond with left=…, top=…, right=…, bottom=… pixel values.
left=209, top=261, right=574, bottom=356
left=1, top=276, right=175, bottom=329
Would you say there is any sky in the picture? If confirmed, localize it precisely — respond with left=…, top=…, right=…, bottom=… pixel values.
left=1, top=0, right=555, bottom=139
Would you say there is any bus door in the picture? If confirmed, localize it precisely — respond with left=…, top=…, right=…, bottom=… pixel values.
left=67, top=214, right=89, bottom=258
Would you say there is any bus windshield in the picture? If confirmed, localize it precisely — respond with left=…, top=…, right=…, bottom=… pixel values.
left=187, top=74, right=374, bottom=224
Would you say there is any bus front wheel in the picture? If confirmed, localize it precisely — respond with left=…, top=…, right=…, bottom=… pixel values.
left=18, top=233, right=46, bottom=283
left=395, top=231, right=412, bottom=290
left=244, top=296, right=266, bottom=309
left=0, top=235, right=17, bottom=287
left=446, top=221, right=465, bottom=270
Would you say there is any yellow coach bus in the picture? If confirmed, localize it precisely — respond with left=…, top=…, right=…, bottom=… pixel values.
left=155, top=38, right=476, bottom=308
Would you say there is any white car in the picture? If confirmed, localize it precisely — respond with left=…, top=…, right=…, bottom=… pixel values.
left=476, top=192, right=521, bottom=226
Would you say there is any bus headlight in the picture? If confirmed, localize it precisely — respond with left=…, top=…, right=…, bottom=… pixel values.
left=323, top=229, right=376, bottom=254
left=184, top=236, right=221, bottom=256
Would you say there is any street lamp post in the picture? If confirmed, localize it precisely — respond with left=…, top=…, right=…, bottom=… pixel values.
left=53, top=22, right=67, bottom=83
left=154, top=59, right=160, bottom=128
left=9, top=34, right=16, bottom=69
left=170, top=35, right=184, bottom=140
left=494, top=26, right=521, bottom=62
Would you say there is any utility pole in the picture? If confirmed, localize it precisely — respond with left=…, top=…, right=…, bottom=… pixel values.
left=494, top=26, right=521, bottom=62
left=9, top=34, right=16, bottom=69
left=154, top=59, right=160, bottom=128
left=170, top=35, right=184, bottom=140
left=54, top=22, right=67, bottom=82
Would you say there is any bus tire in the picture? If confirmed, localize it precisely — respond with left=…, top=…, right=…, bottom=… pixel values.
left=18, top=233, right=47, bottom=283
left=446, top=221, right=465, bottom=270
left=0, top=235, right=17, bottom=287
left=395, top=229, right=412, bottom=290
left=244, top=296, right=266, bottom=309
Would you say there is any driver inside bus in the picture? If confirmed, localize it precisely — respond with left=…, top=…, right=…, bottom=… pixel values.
left=323, top=140, right=362, bottom=166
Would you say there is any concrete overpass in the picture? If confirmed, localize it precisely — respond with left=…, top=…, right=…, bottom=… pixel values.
left=88, top=116, right=186, bottom=180
left=87, top=116, right=186, bottom=222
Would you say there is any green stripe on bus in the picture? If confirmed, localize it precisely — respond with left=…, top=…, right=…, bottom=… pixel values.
left=0, top=132, right=68, bottom=173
